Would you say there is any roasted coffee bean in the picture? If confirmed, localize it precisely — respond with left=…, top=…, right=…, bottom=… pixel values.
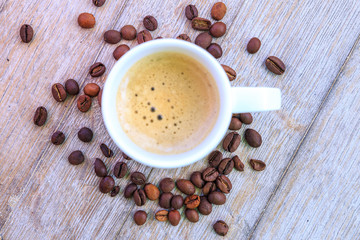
left=229, top=117, right=242, bottom=130
left=195, top=32, right=212, bottom=49
left=247, top=37, right=261, bottom=54
left=207, top=43, right=222, bottom=59
left=223, top=132, right=241, bottom=152
left=176, top=34, right=191, bottom=42
left=94, top=158, right=107, bottom=177
left=171, top=195, right=184, bottom=209
left=202, top=167, right=219, bottom=182
left=209, top=22, right=226, bottom=38
left=120, top=25, right=137, bottom=40
left=192, top=17, right=211, bottom=31
left=77, top=95, right=92, bottom=112
left=89, top=62, right=106, bottom=77
left=122, top=152, right=132, bottom=160
left=266, top=56, right=286, bottom=75
left=68, top=151, right=84, bottom=165
left=216, top=175, right=232, bottom=194
left=202, top=182, right=216, bottom=196
left=124, top=183, right=137, bottom=198
left=52, top=83, right=67, bottom=102
left=110, top=186, right=120, bottom=197
left=113, top=161, right=128, bottom=178
left=190, top=171, right=204, bottom=188
left=238, top=113, right=253, bottom=124
left=137, top=30, right=152, bottom=44
left=97, top=89, right=102, bottom=107
left=185, top=209, right=199, bottom=223
left=211, top=2, right=227, bottom=20
left=65, top=79, right=79, bottom=95
left=168, top=210, right=181, bottom=226
left=185, top=5, right=198, bottom=20
left=155, top=36, right=163, bottom=39
left=130, top=172, right=146, bottom=185
left=99, top=176, right=115, bottom=193
left=245, top=129, right=262, bottom=148
left=155, top=210, right=168, bottom=221
left=134, top=210, right=147, bottom=225
left=143, top=16, right=158, bottom=31
left=78, top=13, right=95, bottom=28
left=144, top=183, right=160, bottom=200
left=20, top=24, right=33, bottom=43
left=198, top=196, right=212, bottom=215
left=232, top=155, right=244, bottom=171
left=176, top=179, right=195, bottom=195
left=213, top=220, right=229, bottom=236
left=218, top=158, right=234, bottom=175
left=78, top=127, right=93, bottom=142
left=208, top=191, right=226, bottom=205
left=100, top=143, right=114, bottom=158
left=113, top=44, right=130, bottom=60
left=159, top=178, right=175, bottom=192
left=133, top=189, right=146, bottom=206
left=33, top=106, right=47, bottom=126
left=104, top=30, right=121, bottom=44
left=93, top=0, right=105, bottom=7
left=221, top=64, right=236, bottom=81
left=208, top=150, right=223, bottom=168
left=184, top=195, right=200, bottom=209
left=51, top=131, right=65, bottom=145
left=159, top=192, right=173, bottom=209
left=250, top=159, right=266, bottom=171
left=84, top=83, right=100, bottom=97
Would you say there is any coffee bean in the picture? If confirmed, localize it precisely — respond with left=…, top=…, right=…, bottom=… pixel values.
left=94, top=158, right=107, bottom=177
left=65, top=79, right=79, bottom=95
left=209, top=22, right=226, bottom=38
left=144, top=183, right=160, bottom=200
left=99, top=176, right=115, bottom=193
left=198, top=196, right=212, bottom=215
left=84, top=83, right=100, bottom=97
left=176, top=34, right=191, bottom=42
left=77, top=95, right=92, bottom=112
left=223, top=132, right=241, bottom=152
left=104, top=30, right=121, bottom=44
left=176, top=179, right=195, bottom=195
left=20, top=24, right=33, bottom=43
left=109, top=186, right=120, bottom=197
left=130, top=172, right=146, bottom=185
left=208, top=191, right=226, bottom=205
left=202, top=182, right=216, bottom=196
left=207, top=43, right=223, bottom=59
left=89, top=62, right=106, bottom=77
left=221, top=64, right=236, bottom=81
left=122, top=152, right=132, bottom=160
left=184, top=195, right=200, bottom=209
left=33, top=106, right=47, bottom=126
left=202, top=167, right=219, bottom=182
left=216, top=175, right=232, bottom=194
left=211, top=2, right=227, bottom=20
left=185, top=5, right=198, bottom=20
left=133, top=189, right=146, bottom=206
left=113, top=161, right=128, bottom=178
left=134, top=210, right=147, bottom=225
left=185, top=209, right=199, bottom=223
left=245, top=129, right=262, bottom=148
left=250, top=159, right=266, bottom=171
left=159, top=192, right=173, bottom=209
left=143, top=16, right=158, bottom=31
left=51, top=83, right=67, bottom=102
left=78, top=13, right=95, bottom=28
left=137, top=30, right=152, bottom=44
left=124, top=183, right=137, bottom=198
left=97, top=89, right=102, bottom=107
left=266, top=56, right=286, bottom=75
left=218, top=158, right=234, bottom=175
left=155, top=210, right=168, bottom=221
left=159, top=178, right=175, bottom=192
left=208, top=150, right=223, bottom=168
left=195, top=32, right=212, bottom=49
left=113, top=44, right=130, bottom=60
left=155, top=36, right=163, bottom=39
left=68, top=151, right=84, bottom=165
left=100, top=143, right=113, bottom=158
left=171, top=195, right=184, bottom=209
left=229, top=117, right=242, bottom=130
left=247, top=37, right=261, bottom=54
left=232, top=155, right=244, bottom=171
left=238, top=113, right=253, bottom=124
left=192, top=17, right=211, bottom=31
left=168, top=210, right=181, bottom=226
left=120, top=25, right=137, bottom=40
left=78, top=127, right=93, bottom=142
left=213, top=220, right=229, bottom=236
left=51, top=131, right=65, bottom=145
left=93, top=0, right=105, bottom=7
left=190, top=171, right=204, bottom=188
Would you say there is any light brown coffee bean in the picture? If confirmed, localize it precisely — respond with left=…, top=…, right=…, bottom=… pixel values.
left=184, top=195, right=200, bottom=209
left=250, top=159, right=266, bottom=171
left=192, top=17, right=211, bottom=31
left=78, top=13, right=95, bottom=28
left=84, top=83, right=100, bottom=97
left=120, top=25, right=137, bottom=40
left=155, top=210, right=168, bottom=221
left=211, top=2, right=227, bottom=20
left=144, top=183, right=160, bottom=200
left=113, top=44, right=130, bottom=60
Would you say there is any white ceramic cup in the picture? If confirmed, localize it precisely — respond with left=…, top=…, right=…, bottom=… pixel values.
left=102, top=39, right=281, bottom=169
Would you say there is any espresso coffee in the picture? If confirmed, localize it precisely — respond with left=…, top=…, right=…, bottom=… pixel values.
left=116, top=52, right=220, bottom=154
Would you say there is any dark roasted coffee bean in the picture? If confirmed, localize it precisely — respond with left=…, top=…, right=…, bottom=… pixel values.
left=218, top=158, right=234, bottom=175
left=247, top=37, right=261, bottom=54
left=168, top=210, right=181, bottom=226
left=77, top=95, right=92, bottom=112
left=133, top=189, right=146, bottom=206
left=122, top=152, right=132, bottom=160
left=89, top=62, right=106, bottom=77
left=134, top=210, right=147, bottom=225
left=78, top=127, right=93, bottom=142
left=191, top=17, right=211, bottom=31
left=213, top=220, right=229, bottom=236
left=176, top=179, right=195, bottom=195
left=51, top=131, right=65, bottom=145
left=159, top=178, right=175, bottom=192
left=223, top=132, right=241, bottom=152
left=124, top=183, right=137, bottom=198
left=113, top=44, right=130, bottom=60
left=185, top=209, right=199, bottom=223
left=159, top=192, right=173, bottom=209
left=33, top=106, right=47, bottom=126
left=100, top=143, right=113, bottom=158
left=216, top=175, right=232, bottom=194
left=238, top=113, right=253, bottom=124
left=208, top=150, right=223, bottom=168
left=221, top=64, right=236, bottom=81
left=198, top=196, right=212, bottom=215
left=184, top=195, right=200, bottom=209
left=20, top=24, right=33, bottom=43
left=229, top=117, right=242, bottom=130
left=143, top=16, right=158, bottom=31
left=144, top=183, right=160, bottom=200
left=120, top=25, right=137, bottom=40
left=266, top=56, right=286, bottom=75
left=78, top=13, right=95, bottom=28
left=104, top=30, right=121, bottom=44
left=68, top=151, right=84, bottom=165
left=155, top=210, right=168, bottom=221
left=176, top=34, right=191, bottom=42
left=190, top=171, right=204, bottom=188
left=171, top=195, right=184, bottom=209
left=250, top=159, right=266, bottom=171
left=185, top=5, right=198, bottom=20
left=93, top=0, right=105, bottom=7
left=113, top=161, right=128, bottom=178
left=99, top=176, right=115, bottom=193
left=110, top=186, right=120, bottom=197
left=207, top=43, right=222, bottom=59
left=208, top=191, right=226, bottom=205
left=209, top=22, right=226, bottom=38
left=245, top=129, right=262, bottom=148
left=202, top=182, right=216, bottom=196
left=52, top=83, right=67, bottom=102
left=195, top=32, right=212, bottom=49
left=84, top=83, right=100, bottom=97
left=211, top=2, right=227, bottom=20
left=65, top=79, right=79, bottom=95
left=202, top=167, right=219, bottom=182
left=94, top=158, right=107, bottom=177
left=232, top=155, right=244, bottom=171
left=130, top=172, right=146, bottom=185
left=137, top=30, right=152, bottom=44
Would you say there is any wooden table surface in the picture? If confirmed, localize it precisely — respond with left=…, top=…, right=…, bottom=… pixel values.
left=1, top=0, right=359, bottom=239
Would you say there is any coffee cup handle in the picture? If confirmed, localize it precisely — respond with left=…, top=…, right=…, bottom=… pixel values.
left=230, top=87, right=281, bottom=113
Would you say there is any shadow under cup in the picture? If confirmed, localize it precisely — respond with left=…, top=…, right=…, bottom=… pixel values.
left=102, top=39, right=232, bottom=169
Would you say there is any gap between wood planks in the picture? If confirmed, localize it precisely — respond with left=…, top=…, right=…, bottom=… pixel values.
left=246, top=33, right=360, bottom=240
